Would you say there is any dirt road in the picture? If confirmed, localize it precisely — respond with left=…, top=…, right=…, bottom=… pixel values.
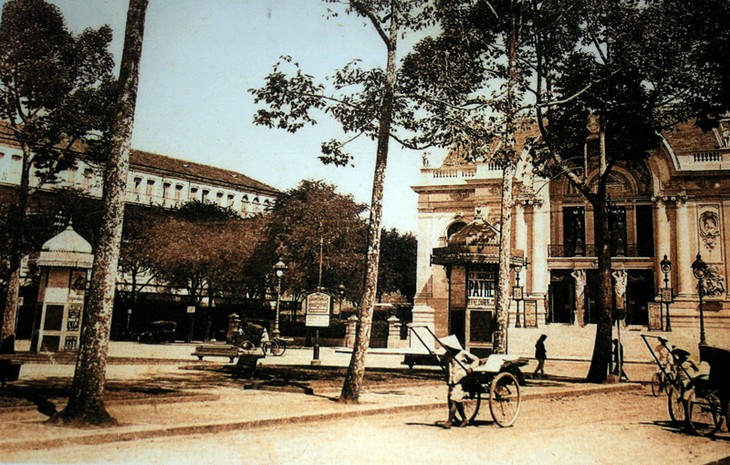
left=9, top=389, right=730, bottom=465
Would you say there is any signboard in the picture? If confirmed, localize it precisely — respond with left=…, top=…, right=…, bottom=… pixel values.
left=467, top=270, right=496, bottom=308
left=306, top=292, right=331, bottom=328
left=186, top=306, right=196, bottom=314
left=648, top=302, right=662, bottom=331
left=524, top=300, right=538, bottom=328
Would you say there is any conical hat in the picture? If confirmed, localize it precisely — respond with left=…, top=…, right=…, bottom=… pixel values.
left=440, top=335, right=463, bottom=351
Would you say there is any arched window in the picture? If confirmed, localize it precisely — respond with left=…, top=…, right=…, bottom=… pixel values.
left=447, top=221, right=467, bottom=240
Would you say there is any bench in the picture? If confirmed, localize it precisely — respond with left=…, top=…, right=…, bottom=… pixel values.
left=0, top=359, right=22, bottom=388
left=192, top=344, right=239, bottom=362
left=402, top=352, right=441, bottom=369
left=231, top=353, right=264, bottom=380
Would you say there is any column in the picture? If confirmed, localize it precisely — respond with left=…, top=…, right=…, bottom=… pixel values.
left=654, top=198, right=672, bottom=293
left=675, top=196, right=693, bottom=296
left=515, top=202, right=528, bottom=254
left=530, top=200, right=549, bottom=296
left=654, top=198, right=672, bottom=261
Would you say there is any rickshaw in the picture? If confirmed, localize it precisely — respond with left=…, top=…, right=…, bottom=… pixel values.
left=642, top=334, right=730, bottom=435
left=409, top=325, right=529, bottom=427
left=683, top=345, right=730, bottom=436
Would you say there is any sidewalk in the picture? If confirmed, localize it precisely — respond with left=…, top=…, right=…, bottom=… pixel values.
left=0, top=343, right=645, bottom=455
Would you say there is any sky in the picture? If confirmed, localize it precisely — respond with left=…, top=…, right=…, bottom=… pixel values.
left=25, top=0, right=448, bottom=234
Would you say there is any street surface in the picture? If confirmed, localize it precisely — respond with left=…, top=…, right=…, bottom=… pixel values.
left=10, top=389, right=730, bottom=465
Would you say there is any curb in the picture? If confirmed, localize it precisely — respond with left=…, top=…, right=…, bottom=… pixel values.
left=0, top=383, right=641, bottom=452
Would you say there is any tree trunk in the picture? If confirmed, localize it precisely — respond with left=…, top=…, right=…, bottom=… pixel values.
left=340, top=8, right=397, bottom=404
left=493, top=2, right=519, bottom=355
left=586, top=116, right=613, bottom=383
left=494, top=163, right=515, bottom=354
left=586, top=190, right=613, bottom=382
left=52, top=0, right=148, bottom=426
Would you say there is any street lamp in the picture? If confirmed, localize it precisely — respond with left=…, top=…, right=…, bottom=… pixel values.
left=659, top=255, right=673, bottom=331
left=272, top=260, right=287, bottom=338
left=691, top=254, right=708, bottom=346
left=337, top=283, right=345, bottom=319
left=513, top=264, right=524, bottom=328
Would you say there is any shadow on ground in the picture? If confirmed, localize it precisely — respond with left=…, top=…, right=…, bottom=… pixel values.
left=0, top=363, right=449, bottom=414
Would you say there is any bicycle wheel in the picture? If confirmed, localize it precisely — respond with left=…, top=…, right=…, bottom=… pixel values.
left=271, top=340, right=285, bottom=356
left=668, top=385, right=686, bottom=424
left=489, top=372, right=521, bottom=427
left=239, top=339, right=255, bottom=351
left=686, top=390, right=721, bottom=436
left=651, top=372, right=662, bottom=397
left=452, top=389, right=481, bottom=425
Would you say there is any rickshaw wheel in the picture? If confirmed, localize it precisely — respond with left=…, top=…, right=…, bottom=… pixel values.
left=686, top=390, right=721, bottom=436
left=668, top=385, right=686, bottom=424
left=239, top=339, right=255, bottom=351
left=452, top=389, right=481, bottom=425
left=489, top=372, right=521, bottom=427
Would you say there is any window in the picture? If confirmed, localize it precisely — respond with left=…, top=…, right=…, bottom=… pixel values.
left=227, top=194, right=235, bottom=208
left=146, top=179, right=154, bottom=196
left=202, top=190, right=210, bottom=202
left=163, top=182, right=171, bottom=199
left=241, top=195, right=249, bottom=215
left=175, top=184, right=183, bottom=201
left=563, top=207, right=585, bottom=256
left=447, top=221, right=467, bottom=240
left=636, top=205, right=654, bottom=257
left=190, top=187, right=199, bottom=199
left=609, top=205, right=627, bottom=256
left=216, top=191, right=224, bottom=206
left=133, top=177, right=142, bottom=194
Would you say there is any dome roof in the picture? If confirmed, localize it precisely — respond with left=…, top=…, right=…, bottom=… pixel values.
left=41, top=225, right=92, bottom=254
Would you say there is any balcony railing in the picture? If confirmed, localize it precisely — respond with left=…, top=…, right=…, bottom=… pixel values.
left=548, top=243, right=651, bottom=258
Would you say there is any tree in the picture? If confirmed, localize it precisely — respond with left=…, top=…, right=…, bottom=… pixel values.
left=140, top=202, right=265, bottom=341
left=250, top=1, right=433, bottom=403
left=529, top=1, right=730, bottom=381
left=401, top=0, right=550, bottom=354
left=404, top=0, right=730, bottom=381
left=378, top=228, right=416, bottom=302
left=265, top=180, right=368, bottom=302
left=0, top=0, right=115, bottom=353
left=116, top=204, right=164, bottom=335
left=52, top=0, right=148, bottom=426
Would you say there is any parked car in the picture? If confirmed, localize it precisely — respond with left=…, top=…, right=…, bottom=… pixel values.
left=137, top=320, right=177, bottom=344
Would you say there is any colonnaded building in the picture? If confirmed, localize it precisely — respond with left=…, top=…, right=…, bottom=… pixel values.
left=411, top=120, right=730, bottom=358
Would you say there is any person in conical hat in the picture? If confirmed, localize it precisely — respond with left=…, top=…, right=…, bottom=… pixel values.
left=437, top=335, right=481, bottom=428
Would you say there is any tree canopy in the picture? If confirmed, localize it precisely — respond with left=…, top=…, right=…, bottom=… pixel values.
left=0, top=0, right=116, bottom=353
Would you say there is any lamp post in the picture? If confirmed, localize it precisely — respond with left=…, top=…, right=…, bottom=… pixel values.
left=660, top=255, right=673, bottom=331
left=513, top=264, right=524, bottom=328
left=691, top=254, right=708, bottom=346
left=337, top=283, right=345, bottom=319
left=272, top=261, right=287, bottom=339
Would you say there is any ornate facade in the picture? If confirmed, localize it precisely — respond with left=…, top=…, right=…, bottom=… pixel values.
left=412, top=121, right=730, bottom=356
